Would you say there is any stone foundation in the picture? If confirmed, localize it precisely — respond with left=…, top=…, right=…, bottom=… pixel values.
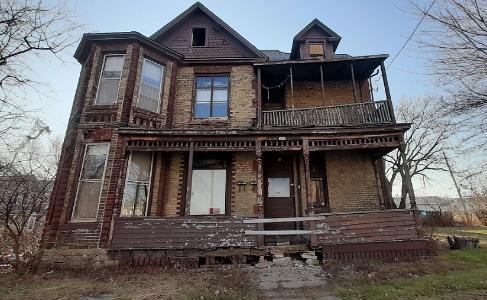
left=39, top=248, right=116, bottom=270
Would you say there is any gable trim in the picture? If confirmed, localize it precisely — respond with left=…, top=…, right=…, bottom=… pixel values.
left=150, top=2, right=266, bottom=58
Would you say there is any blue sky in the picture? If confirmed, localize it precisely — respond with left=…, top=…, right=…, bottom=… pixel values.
left=30, top=0, right=456, bottom=197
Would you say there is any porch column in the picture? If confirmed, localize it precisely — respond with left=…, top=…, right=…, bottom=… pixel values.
left=257, top=67, right=262, bottom=129
left=320, top=64, right=325, bottom=105
left=184, top=141, right=194, bottom=216
left=302, top=139, right=314, bottom=214
left=289, top=64, right=294, bottom=109
left=399, top=140, right=417, bottom=209
left=350, top=62, right=358, bottom=103
left=380, top=62, right=396, bottom=122
left=255, top=140, right=265, bottom=247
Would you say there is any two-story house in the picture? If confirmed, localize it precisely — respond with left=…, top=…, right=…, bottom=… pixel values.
left=41, top=3, right=428, bottom=268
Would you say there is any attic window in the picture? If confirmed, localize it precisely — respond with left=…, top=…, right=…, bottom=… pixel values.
left=309, top=43, right=324, bottom=58
left=192, top=28, right=206, bottom=46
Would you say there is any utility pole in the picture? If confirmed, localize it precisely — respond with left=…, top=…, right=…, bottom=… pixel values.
left=443, top=152, right=471, bottom=224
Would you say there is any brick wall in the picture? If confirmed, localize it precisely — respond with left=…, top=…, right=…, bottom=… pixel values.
left=172, top=65, right=256, bottom=129
left=284, top=80, right=371, bottom=109
left=231, top=152, right=258, bottom=217
left=325, top=150, right=380, bottom=212
left=162, top=153, right=185, bottom=216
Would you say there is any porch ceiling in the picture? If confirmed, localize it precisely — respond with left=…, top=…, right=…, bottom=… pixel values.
left=256, top=54, right=387, bottom=82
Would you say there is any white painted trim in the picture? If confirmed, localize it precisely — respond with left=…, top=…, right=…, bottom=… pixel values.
left=136, top=58, right=165, bottom=113
left=243, top=216, right=327, bottom=224
left=71, top=142, right=110, bottom=222
left=121, top=151, right=154, bottom=217
left=94, top=54, right=125, bottom=105
left=245, top=230, right=327, bottom=235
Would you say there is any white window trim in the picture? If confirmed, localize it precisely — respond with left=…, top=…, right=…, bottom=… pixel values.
left=94, top=54, right=125, bottom=105
left=71, top=142, right=110, bottom=222
left=121, top=151, right=154, bottom=217
left=136, top=58, right=165, bottom=113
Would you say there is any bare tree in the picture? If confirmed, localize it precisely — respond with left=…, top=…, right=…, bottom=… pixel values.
left=0, top=0, right=78, bottom=144
left=0, top=139, right=58, bottom=273
left=384, top=98, right=455, bottom=208
left=414, top=0, right=487, bottom=150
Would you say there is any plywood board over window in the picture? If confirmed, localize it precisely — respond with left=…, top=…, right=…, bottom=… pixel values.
left=309, top=43, right=324, bottom=58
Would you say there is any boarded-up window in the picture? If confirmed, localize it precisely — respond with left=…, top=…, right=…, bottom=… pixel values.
left=137, top=59, right=164, bottom=112
left=72, top=144, right=109, bottom=220
left=95, top=55, right=124, bottom=105
left=309, top=43, right=324, bottom=58
left=190, top=157, right=227, bottom=215
left=121, top=152, right=153, bottom=216
left=194, top=75, right=229, bottom=118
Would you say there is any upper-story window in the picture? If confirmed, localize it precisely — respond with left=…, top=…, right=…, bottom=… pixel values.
left=192, top=28, right=206, bottom=46
left=137, top=58, right=164, bottom=113
left=95, top=55, right=124, bottom=105
left=194, top=75, right=229, bottom=118
left=309, top=42, right=324, bottom=58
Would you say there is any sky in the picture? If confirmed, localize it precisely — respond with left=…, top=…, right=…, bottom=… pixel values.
left=28, top=0, right=458, bottom=198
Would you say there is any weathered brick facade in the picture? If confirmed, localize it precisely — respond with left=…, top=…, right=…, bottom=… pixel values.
left=42, top=2, right=411, bottom=260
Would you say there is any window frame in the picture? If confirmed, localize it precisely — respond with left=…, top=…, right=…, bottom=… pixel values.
left=309, top=41, right=325, bottom=58
left=191, top=27, right=207, bottom=47
left=193, top=74, right=230, bottom=119
left=71, top=142, right=110, bottom=222
left=136, top=58, right=165, bottom=113
left=120, top=151, right=154, bottom=217
left=94, top=54, right=125, bottom=105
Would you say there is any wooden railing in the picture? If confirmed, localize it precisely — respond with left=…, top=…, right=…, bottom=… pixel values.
left=262, top=100, right=394, bottom=127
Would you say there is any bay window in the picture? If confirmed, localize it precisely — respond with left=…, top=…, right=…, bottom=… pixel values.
left=95, top=55, right=124, bottom=105
left=137, top=58, right=164, bottom=112
left=72, top=143, right=109, bottom=221
left=194, top=75, right=229, bottom=118
left=121, top=152, right=153, bottom=216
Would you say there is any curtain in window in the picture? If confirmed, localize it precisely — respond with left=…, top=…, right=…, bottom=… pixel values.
left=194, top=75, right=229, bottom=118
left=72, top=144, right=109, bottom=220
left=190, top=169, right=226, bottom=215
left=96, top=55, right=124, bottom=105
left=138, top=59, right=163, bottom=112
left=121, top=152, right=153, bottom=216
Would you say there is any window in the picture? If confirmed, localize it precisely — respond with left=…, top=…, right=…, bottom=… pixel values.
left=137, top=59, right=164, bottom=112
left=121, top=152, right=153, bottom=216
left=95, top=55, right=124, bottom=105
left=72, top=144, right=109, bottom=221
left=309, top=43, right=324, bottom=58
left=190, top=156, right=227, bottom=215
left=192, top=28, right=206, bottom=46
left=194, top=75, right=229, bottom=118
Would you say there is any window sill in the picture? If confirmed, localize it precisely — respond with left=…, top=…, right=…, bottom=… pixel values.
left=133, top=107, right=162, bottom=117
left=88, top=104, right=117, bottom=110
left=189, top=118, right=229, bottom=125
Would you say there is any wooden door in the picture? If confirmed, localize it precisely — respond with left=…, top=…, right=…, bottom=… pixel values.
left=264, top=154, right=295, bottom=231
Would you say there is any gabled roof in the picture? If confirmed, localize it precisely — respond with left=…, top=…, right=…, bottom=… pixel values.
left=150, top=2, right=266, bottom=58
left=290, top=19, right=342, bottom=59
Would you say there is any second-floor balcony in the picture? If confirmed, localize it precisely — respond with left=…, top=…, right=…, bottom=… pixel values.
left=262, top=100, right=394, bottom=128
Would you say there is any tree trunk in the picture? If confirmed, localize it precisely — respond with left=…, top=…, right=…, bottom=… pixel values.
left=399, top=179, right=407, bottom=209
left=12, top=236, right=22, bottom=274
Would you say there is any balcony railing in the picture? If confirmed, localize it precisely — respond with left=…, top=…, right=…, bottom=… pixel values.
left=262, top=100, right=394, bottom=127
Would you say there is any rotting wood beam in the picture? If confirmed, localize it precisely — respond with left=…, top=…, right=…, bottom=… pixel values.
left=184, top=141, right=194, bottom=216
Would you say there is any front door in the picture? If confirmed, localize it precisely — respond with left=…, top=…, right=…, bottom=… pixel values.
left=264, top=154, right=295, bottom=232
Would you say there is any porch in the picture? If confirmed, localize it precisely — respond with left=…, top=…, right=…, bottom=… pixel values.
left=109, top=209, right=428, bottom=264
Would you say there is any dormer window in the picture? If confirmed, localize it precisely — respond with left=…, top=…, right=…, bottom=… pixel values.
left=192, top=28, right=206, bottom=46
left=309, top=42, right=324, bottom=58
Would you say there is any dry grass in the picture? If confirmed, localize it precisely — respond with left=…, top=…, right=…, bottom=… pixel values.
left=331, top=226, right=487, bottom=300
left=0, top=267, right=261, bottom=300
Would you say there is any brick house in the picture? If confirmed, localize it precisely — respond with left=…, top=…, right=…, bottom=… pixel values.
left=41, top=2, right=427, bottom=267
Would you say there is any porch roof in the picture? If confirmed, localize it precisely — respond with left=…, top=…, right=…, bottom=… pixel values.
left=255, top=54, right=388, bottom=82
